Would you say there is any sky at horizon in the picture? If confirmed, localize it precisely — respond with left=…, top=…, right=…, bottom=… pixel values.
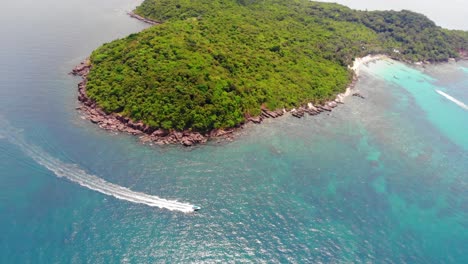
left=318, top=0, right=468, bottom=30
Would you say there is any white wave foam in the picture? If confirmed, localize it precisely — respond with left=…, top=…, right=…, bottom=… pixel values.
left=0, top=121, right=196, bottom=213
left=435, top=90, right=468, bottom=110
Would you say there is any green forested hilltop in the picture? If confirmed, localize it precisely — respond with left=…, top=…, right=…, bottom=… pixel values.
left=85, top=0, right=468, bottom=132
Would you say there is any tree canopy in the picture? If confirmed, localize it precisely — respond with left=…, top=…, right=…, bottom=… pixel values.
left=85, top=0, right=468, bottom=132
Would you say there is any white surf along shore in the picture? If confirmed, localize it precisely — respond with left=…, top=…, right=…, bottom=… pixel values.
left=288, top=54, right=387, bottom=116
left=334, top=54, right=387, bottom=103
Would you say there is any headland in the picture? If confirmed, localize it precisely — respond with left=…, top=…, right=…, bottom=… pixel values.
left=72, top=0, right=468, bottom=146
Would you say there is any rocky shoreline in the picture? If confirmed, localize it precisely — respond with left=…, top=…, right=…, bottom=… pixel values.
left=72, top=61, right=237, bottom=146
left=247, top=75, right=361, bottom=122
left=71, top=58, right=362, bottom=146
left=127, top=12, right=161, bottom=25
left=458, top=49, right=468, bottom=60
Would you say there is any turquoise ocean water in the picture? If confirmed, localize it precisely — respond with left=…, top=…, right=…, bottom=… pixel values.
left=0, top=0, right=467, bottom=262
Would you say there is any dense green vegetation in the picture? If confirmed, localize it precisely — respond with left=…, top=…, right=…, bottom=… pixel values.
left=85, top=0, right=468, bottom=132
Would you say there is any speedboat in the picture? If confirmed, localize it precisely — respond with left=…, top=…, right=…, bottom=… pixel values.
left=192, top=205, right=201, bottom=211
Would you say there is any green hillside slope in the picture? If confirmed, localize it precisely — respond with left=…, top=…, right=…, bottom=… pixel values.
left=84, top=0, right=468, bottom=132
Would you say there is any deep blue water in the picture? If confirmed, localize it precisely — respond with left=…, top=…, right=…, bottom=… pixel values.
left=0, top=0, right=467, bottom=263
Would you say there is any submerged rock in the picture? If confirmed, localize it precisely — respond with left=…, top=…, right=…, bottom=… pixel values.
left=352, top=93, right=365, bottom=99
left=248, top=116, right=262, bottom=124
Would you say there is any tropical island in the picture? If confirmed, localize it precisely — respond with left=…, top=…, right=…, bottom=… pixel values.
left=73, top=0, right=468, bottom=146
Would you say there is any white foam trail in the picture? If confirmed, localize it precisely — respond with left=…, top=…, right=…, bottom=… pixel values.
left=435, top=90, right=468, bottom=110
left=0, top=121, right=196, bottom=213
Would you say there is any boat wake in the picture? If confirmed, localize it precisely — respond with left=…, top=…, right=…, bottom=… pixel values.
left=0, top=118, right=196, bottom=213
left=435, top=90, right=468, bottom=110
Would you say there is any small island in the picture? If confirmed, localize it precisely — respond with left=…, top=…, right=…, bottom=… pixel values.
left=73, top=0, right=468, bottom=146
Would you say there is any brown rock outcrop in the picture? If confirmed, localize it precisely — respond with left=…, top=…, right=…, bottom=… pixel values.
left=127, top=12, right=161, bottom=25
